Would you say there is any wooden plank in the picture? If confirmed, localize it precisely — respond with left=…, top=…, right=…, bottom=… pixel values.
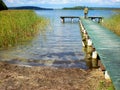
left=80, top=18, right=120, bottom=90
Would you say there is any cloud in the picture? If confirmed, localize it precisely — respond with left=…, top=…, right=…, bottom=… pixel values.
left=4, top=0, right=67, bottom=5
left=4, top=0, right=25, bottom=4
left=4, top=0, right=104, bottom=4
left=33, top=0, right=75, bottom=4
left=5, top=0, right=14, bottom=3
left=112, top=0, right=120, bottom=2
left=3, top=0, right=120, bottom=7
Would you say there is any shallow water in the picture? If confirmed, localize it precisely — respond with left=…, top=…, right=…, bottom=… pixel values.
left=0, top=10, right=117, bottom=69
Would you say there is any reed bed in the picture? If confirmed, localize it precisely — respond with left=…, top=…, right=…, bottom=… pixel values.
left=102, top=14, right=120, bottom=36
left=0, top=10, right=48, bottom=49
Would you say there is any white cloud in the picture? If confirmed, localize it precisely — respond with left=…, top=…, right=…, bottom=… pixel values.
left=35, top=0, right=72, bottom=4
left=3, top=0, right=107, bottom=4
left=3, top=0, right=120, bottom=7
left=112, top=0, right=120, bottom=2
left=5, top=0, right=14, bottom=3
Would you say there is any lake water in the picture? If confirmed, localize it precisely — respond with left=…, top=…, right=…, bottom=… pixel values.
left=0, top=10, right=117, bottom=69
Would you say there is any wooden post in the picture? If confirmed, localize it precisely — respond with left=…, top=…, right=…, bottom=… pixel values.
left=87, top=38, right=92, bottom=46
left=98, top=60, right=105, bottom=71
left=98, top=18, right=101, bottom=23
left=100, top=17, right=103, bottom=23
left=61, top=17, right=65, bottom=23
left=92, top=48, right=98, bottom=68
left=105, top=71, right=111, bottom=80
left=80, top=20, right=93, bottom=69
left=71, top=18, right=73, bottom=23
left=79, top=20, right=88, bottom=47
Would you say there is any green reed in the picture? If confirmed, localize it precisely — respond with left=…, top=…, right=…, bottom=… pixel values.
left=0, top=10, right=48, bottom=49
left=102, top=14, right=120, bottom=36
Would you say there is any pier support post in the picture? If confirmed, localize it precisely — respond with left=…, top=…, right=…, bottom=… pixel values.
left=99, top=18, right=103, bottom=23
left=80, top=20, right=99, bottom=68
left=92, top=48, right=98, bottom=68
left=105, top=71, right=111, bottom=80
left=61, top=18, right=65, bottom=23
left=71, top=18, right=73, bottom=23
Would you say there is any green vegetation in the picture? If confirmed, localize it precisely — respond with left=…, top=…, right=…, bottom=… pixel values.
left=62, top=6, right=120, bottom=10
left=102, top=14, right=120, bottom=36
left=98, top=81, right=115, bottom=90
left=63, top=6, right=85, bottom=10
left=113, top=9, right=120, bottom=13
left=9, top=6, right=53, bottom=10
left=0, top=10, right=48, bottom=49
left=0, top=0, right=8, bottom=10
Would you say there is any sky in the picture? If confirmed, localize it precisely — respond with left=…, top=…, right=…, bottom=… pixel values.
left=3, top=0, right=120, bottom=9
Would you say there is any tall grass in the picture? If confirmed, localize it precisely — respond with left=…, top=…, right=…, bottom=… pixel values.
left=102, top=14, right=120, bottom=36
left=0, top=10, right=48, bottom=49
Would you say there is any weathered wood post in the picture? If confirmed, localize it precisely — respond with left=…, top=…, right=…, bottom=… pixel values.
left=92, top=48, right=98, bottom=68
left=80, top=20, right=100, bottom=68
left=105, top=71, right=111, bottom=80
left=71, top=18, right=73, bottom=23
left=99, top=17, right=103, bottom=23
left=79, top=20, right=93, bottom=68
left=61, top=17, right=65, bottom=23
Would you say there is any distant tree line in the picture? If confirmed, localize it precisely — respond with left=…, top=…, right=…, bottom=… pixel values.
left=63, top=6, right=120, bottom=10
left=0, top=0, right=8, bottom=10
left=63, top=6, right=85, bottom=10
left=9, top=6, right=53, bottom=10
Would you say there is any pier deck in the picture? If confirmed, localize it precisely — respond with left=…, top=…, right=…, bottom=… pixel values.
left=80, top=18, right=120, bottom=90
left=60, top=16, right=80, bottom=23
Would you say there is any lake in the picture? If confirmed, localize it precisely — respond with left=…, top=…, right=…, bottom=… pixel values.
left=0, top=10, right=117, bottom=69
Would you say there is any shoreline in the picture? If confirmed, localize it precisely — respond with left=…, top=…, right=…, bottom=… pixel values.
left=0, top=61, right=113, bottom=90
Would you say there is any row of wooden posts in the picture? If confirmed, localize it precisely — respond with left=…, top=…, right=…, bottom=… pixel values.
left=60, top=16, right=103, bottom=23
left=79, top=20, right=110, bottom=80
left=60, top=16, right=111, bottom=81
left=60, top=16, right=104, bottom=69
left=60, top=16, right=106, bottom=70
left=79, top=20, right=111, bottom=80
left=79, top=20, right=99, bottom=68
left=79, top=19, right=106, bottom=69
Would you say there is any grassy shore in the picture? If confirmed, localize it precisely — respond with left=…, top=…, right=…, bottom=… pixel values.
left=0, top=10, right=48, bottom=49
left=0, top=62, right=114, bottom=90
left=102, top=14, right=120, bottom=36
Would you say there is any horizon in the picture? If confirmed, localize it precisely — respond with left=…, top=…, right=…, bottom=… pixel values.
left=3, top=0, right=120, bottom=9
left=7, top=5, right=120, bottom=9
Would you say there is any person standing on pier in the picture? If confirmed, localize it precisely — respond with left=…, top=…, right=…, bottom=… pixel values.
left=84, top=7, right=89, bottom=19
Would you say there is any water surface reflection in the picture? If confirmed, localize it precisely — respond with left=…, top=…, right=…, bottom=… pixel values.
left=0, top=13, right=87, bottom=69
left=1, top=10, right=116, bottom=69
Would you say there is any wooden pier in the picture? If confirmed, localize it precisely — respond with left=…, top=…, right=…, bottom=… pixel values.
left=88, top=16, right=103, bottom=23
left=60, top=16, right=80, bottom=23
left=60, top=16, right=103, bottom=23
left=80, top=17, right=120, bottom=90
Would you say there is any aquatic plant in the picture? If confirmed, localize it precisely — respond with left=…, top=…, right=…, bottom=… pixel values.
left=0, top=10, right=48, bottom=49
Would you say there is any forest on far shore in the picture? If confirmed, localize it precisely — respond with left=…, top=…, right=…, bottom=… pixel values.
left=62, top=6, right=120, bottom=10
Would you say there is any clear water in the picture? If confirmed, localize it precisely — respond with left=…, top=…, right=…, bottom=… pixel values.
left=0, top=10, right=117, bottom=69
